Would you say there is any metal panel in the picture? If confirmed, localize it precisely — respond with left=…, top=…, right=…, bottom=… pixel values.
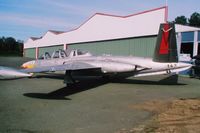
left=38, top=45, right=63, bottom=57
left=24, top=48, right=36, bottom=58
left=69, top=43, right=97, bottom=55
left=129, top=37, right=156, bottom=57
left=69, top=36, right=157, bottom=57
left=106, top=39, right=130, bottom=56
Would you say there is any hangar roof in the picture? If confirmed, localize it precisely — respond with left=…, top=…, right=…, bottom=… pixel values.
left=175, top=24, right=200, bottom=32
left=24, top=6, right=200, bottom=49
left=24, top=6, right=167, bottom=49
left=48, top=30, right=65, bottom=35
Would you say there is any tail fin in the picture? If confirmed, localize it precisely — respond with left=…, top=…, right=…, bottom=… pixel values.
left=153, top=23, right=178, bottom=63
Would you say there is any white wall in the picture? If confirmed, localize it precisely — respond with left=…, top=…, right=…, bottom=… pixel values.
left=24, top=7, right=167, bottom=49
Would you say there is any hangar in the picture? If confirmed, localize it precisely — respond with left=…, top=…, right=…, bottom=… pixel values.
left=24, top=6, right=200, bottom=60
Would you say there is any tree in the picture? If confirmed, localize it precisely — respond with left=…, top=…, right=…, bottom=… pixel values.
left=0, top=38, right=3, bottom=51
left=174, top=16, right=188, bottom=25
left=0, top=37, right=6, bottom=52
left=17, top=40, right=24, bottom=55
left=188, top=12, right=200, bottom=27
left=0, top=36, right=23, bottom=56
left=5, top=37, right=16, bottom=51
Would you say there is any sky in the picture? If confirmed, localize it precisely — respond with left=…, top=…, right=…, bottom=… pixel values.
left=0, top=0, right=199, bottom=41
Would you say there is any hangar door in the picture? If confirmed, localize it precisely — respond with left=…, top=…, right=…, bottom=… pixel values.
left=198, top=43, right=200, bottom=55
left=181, top=32, right=194, bottom=57
left=198, top=32, right=200, bottom=55
left=69, top=36, right=157, bottom=57
left=38, top=45, right=63, bottom=57
left=24, top=48, right=36, bottom=58
left=180, top=43, right=193, bottom=57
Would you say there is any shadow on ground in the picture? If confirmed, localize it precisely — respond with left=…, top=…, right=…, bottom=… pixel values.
left=111, top=75, right=186, bottom=85
left=23, top=75, right=186, bottom=100
left=23, top=77, right=109, bottom=100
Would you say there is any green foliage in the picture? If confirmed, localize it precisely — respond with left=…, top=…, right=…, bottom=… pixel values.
left=0, top=36, right=23, bottom=56
left=188, top=12, right=200, bottom=27
left=174, top=12, right=200, bottom=27
left=174, top=16, right=188, bottom=25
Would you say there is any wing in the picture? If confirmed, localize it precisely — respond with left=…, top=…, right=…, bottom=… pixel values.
left=20, top=62, right=101, bottom=73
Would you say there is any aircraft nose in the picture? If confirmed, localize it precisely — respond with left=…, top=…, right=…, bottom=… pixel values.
left=21, top=61, right=35, bottom=69
left=21, top=64, right=28, bottom=69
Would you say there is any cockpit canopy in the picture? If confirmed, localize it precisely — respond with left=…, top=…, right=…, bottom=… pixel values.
left=38, top=49, right=92, bottom=60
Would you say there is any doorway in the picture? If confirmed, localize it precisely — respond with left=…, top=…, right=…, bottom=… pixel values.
left=180, top=43, right=193, bottom=57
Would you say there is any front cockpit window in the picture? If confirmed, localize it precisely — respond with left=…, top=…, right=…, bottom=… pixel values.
left=45, top=52, right=51, bottom=59
left=39, top=52, right=51, bottom=60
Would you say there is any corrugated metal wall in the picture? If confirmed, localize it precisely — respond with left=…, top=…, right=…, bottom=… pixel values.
left=24, top=45, right=63, bottom=58
left=24, top=36, right=157, bottom=58
left=24, top=48, right=36, bottom=58
left=38, top=45, right=63, bottom=57
left=69, top=36, right=157, bottom=57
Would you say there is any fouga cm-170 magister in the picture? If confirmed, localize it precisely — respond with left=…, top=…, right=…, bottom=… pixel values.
left=1, top=23, right=192, bottom=86
left=20, top=23, right=192, bottom=85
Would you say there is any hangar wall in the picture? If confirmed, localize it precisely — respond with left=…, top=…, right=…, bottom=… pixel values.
left=38, top=45, right=63, bottom=57
left=180, top=31, right=200, bottom=57
left=68, top=36, right=157, bottom=57
left=24, top=7, right=166, bottom=59
left=23, top=6, right=200, bottom=59
left=24, top=48, right=36, bottom=58
left=24, top=45, right=63, bottom=58
left=24, top=36, right=157, bottom=58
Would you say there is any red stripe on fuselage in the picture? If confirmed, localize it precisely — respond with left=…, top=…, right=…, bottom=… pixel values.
left=159, top=24, right=170, bottom=54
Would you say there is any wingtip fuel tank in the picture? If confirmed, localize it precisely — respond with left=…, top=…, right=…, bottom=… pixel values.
left=0, top=66, right=32, bottom=79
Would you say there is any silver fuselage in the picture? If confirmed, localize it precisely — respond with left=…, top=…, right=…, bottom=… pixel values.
left=24, top=55, right=191, bottom=77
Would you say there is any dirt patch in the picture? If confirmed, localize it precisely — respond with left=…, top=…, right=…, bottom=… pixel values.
left=118, top=98, right=200, bottom=133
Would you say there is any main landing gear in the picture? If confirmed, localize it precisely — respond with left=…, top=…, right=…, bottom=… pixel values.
left=64, top=71, right=76, bottom=87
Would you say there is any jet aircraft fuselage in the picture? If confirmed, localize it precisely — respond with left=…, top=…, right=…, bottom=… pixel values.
left=1, top=23, right=192, bottom=86
left=22, top=50, right=191, bottom=78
